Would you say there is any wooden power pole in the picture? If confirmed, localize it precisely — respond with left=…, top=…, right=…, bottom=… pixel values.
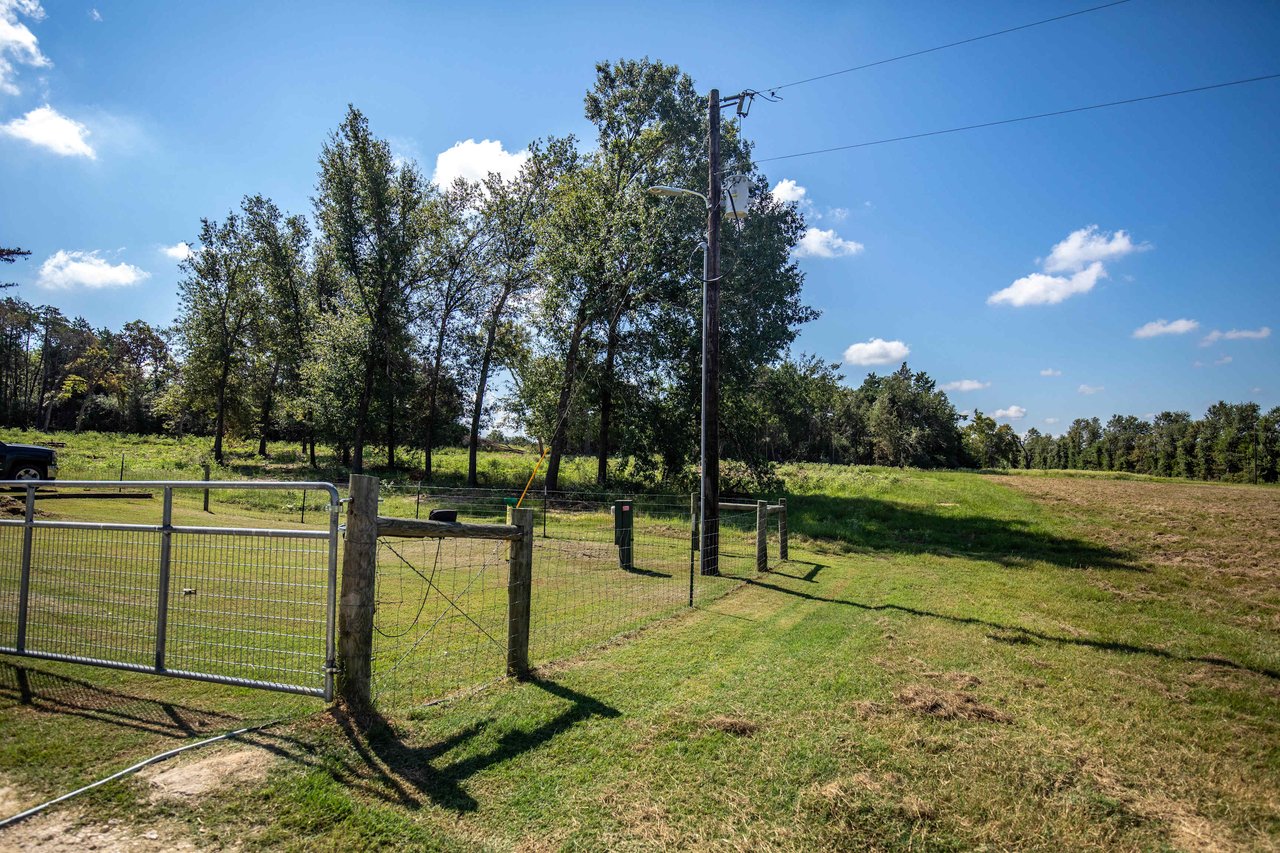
left=701, top=88, right=722, bottom=576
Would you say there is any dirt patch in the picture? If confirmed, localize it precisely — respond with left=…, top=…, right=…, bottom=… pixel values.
left=895, top=685, right=1012, bottom=723
left=0, top=810, right=199, bottom=852
left=141, top=745, right=274, bottom=802
left=703, top=715, right=759, bottom=736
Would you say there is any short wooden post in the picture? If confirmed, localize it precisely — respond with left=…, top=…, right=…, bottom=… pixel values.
left=339, top=474, right=379, bottom=709
left=756, top=499, right=768, bottom=572
left=506, top=506, right=534, bottom=678
left=778, top=497, right=788, bottom=561
left=201, top=463, right=211, bottom=513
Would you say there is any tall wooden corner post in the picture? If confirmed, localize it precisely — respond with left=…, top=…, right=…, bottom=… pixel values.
left=339, top=474, right=378, bottom=709
left=506, top=506, right=534, bottom=679
left=701, top=87, right=723, bottom=576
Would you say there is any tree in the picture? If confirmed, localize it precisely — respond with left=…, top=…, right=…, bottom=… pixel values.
left=170, top=212, right=260, bottom=463
left=466, top=142, right=566, bottom=486
left=243, top=195, right=314, bottom=458
left=313, top=106, right=430, bottom=473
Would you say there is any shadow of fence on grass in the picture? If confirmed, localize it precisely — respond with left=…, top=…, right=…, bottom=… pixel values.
left=785, top=494, right=1138, bottom=570
left=0, top=661, right=243, bottom=737
left=268, top=677, right=622, bottom=813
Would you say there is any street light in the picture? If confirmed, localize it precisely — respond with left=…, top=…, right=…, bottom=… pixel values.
left=648, top=183, right=715, bottom=585
left=647, top=186, right=709, bottom=206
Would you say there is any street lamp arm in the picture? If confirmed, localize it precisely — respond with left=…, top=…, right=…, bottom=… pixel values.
left=646, top=185, right=709, bottom=208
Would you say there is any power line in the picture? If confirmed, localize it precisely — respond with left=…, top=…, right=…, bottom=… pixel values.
left=754, top=73, right=1280, bottom=165
left=760, top=0, right=1136, bottom=95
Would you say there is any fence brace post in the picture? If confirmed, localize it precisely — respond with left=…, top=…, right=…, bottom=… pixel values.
left=778, top=497, right=788, bottom=561
left=15, top=484, right=35, bottom=652
left=506, top=506, right=534, bottom=679
left=155, top=487, right=174, bottom=671
left=339, top=474, right=379, bottom=709
left=756, top=499, right=768, bottom=572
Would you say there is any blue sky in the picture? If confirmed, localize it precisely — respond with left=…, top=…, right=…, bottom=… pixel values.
left=2, top=0, right=1277, bottom=432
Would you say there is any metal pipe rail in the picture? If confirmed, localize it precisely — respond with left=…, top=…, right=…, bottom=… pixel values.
left=0, top=479, right=341, bottom=699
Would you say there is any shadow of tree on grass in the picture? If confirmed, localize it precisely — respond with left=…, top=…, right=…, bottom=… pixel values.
left=740, top=575, right=1279, bottom=681
left=786, top=494, right=1137, bottom=570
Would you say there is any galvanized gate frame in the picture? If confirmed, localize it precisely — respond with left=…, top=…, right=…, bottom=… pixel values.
left=0, top=480, right=340, bottom=699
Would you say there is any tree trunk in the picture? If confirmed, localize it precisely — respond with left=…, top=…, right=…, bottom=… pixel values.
left=387, top=385, right=397, bottom=471
left=258, top=361, right=280, bottom=457
left=422, top=318, right=448, bottom=483
left=352, top=346, right=377, bottom=474
left=544, top=301, right=591, bottom=492
left=468, top=290, right=510, bottom=487
left=596, top=313, right=621, bottom=487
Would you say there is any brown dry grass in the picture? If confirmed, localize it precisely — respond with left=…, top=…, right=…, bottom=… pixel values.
left=894, top=685, right=1012, bottom=723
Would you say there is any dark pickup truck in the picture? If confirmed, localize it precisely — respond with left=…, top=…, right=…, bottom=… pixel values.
left=0, top=440, right=58, bottom=481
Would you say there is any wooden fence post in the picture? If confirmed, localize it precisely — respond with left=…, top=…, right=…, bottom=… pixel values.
left=201, top=463, right=211, bottom=513
left=756, top=500, right=768, bottom=572
left=688, top=492, right=698, bottom=606
left=778, top=497, right=788, bottom=561
left=339, top=474, right=379, bottom=709
left=506, top=506, right=534, bottom=679
left=613, top=499, right=634, bottom=570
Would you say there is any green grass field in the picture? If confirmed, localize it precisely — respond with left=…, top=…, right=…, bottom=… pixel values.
left=0, top=435, right=1276, bottom=850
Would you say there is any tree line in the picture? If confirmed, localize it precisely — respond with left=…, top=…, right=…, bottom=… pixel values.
left=745, top=358, right=1280, bottom=484
left=2, top=58, right=1275, bottom=487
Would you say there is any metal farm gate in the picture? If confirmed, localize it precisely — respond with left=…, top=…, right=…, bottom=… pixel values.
left=0, top=480, right=340, bottom=699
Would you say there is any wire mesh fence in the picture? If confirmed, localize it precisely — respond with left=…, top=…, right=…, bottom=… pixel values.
left=0, top=481, right=339, bottom=698
left=370, top=487, right=783, bottom=711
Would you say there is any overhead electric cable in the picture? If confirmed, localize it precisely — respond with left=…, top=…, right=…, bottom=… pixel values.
left=754, top=73, right=1280, bottom=165
left=760, top=0, right=1136, bottom=95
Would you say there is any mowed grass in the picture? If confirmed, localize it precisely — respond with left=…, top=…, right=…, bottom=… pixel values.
left=0, top=465, right=1276, bottom=850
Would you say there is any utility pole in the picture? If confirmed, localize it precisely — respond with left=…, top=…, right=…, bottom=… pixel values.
left=701, top=89, right=722, bottom=576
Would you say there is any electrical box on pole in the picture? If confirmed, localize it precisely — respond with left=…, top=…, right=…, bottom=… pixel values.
left=723, top=174, right=751, bottom=219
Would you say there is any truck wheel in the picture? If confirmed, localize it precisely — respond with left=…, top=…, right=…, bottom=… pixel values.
left=9, top=464, right=46, bottom=481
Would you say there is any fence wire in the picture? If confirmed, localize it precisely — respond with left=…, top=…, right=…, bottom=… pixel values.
left=0, top=482, right=338, bottom=698
left=371, top=489, right=778, bottom=711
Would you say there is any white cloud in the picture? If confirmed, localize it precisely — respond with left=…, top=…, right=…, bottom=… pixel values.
left=160, top=242, right=193, bottom=261
left=1193, top=360, right=1204, bottom=368
left=1, top=105, right=95, bottom=158
left=826, top=206, right=849, bottom=222
left=1133, top=318, right=1198, bottom=339
left=1043, top=225, right=1148, bottom=274
left=795, top=227, right=863, bottom=259
left=1044, top=417, right=1060, bottom=425
left=1214, top=355, right=1232, bottom=366
left=37, top=250, right=149, bottom=289
left=771, top=178, right=806, bottom=204
left=1077, top=384, right=1104, bottom=395
left=994, top=405, right=1026, bottom=420
left=987, top=261, right=1106, bottom=307
left=432, top=138, right=528, bottom=187
left=1200, top=326, right=1271, bottom=346
left=1252, top=386, right=1263, bottom=394
left=0, top=0, right=49, bottom=96
left=941, top=379, right=989, bottom=393
left=990, top=225, right=1147, bottom=308
left=88, top=7, right=101, bottom=21
left=843, top=338, right=909, bottom=366
left=1039, top=368, right=1062, bottom=377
